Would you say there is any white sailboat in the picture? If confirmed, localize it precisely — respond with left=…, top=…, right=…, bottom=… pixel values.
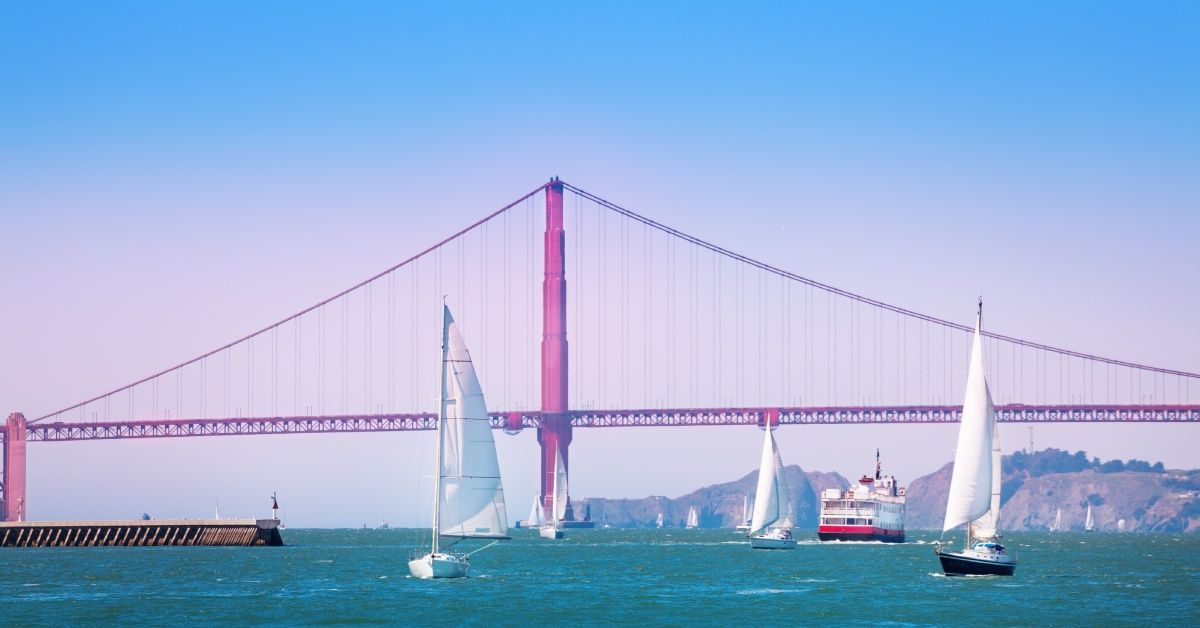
left=655, top=512, right=664, bottom=529
left=539, top=448, right=568, bottom=540
left=1085, top=504, right=1095, bottom=532
left=734, top=493, right=752, bottom=533
left=526, top=497, right=544, bottom=528
left=935, top=299, right=1016, bottom=576
left=748, top=425, right=796, bottom=549
left=1050, top=507, right=1062, bottom=532
left=408, top=306, right=509, bottom=579
left=686, top=506, right=699, bottom=529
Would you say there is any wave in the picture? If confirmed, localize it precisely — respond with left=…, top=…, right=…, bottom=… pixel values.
left=736, top=588, right=809, bottom=595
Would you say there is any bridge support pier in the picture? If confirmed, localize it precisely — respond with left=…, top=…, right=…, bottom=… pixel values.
left=2, top=413, right=27, bottom=522
left=539, top=178, right=573, bottom=521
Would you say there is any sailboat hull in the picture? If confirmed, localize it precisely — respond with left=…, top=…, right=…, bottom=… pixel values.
left=408, top=553, right=469, bottom=579
left=749, top=531, right=797, bottom=550
left=538, top=526, right=564, bottom=540
left=936, top=549, right=1015, bottom=576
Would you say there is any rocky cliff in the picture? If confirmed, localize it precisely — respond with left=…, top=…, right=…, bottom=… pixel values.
left=576, top=449, right=1200, bottom=532
left=576, top=466, right=849, bottom=529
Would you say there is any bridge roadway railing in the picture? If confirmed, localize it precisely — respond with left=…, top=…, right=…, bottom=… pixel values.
left=14, top=404, right=1200, bottom=443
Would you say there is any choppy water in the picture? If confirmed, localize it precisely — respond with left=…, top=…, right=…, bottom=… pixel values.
left=1, top=528, right=1197, bottom=625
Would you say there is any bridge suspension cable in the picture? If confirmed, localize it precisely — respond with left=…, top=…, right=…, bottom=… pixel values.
left=33, top=182, right=549, bottom=423
left=560, top=181, right=1199, bottom=381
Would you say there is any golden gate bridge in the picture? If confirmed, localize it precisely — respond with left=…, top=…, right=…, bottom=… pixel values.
left=3, top=179, right=1197, bottom=522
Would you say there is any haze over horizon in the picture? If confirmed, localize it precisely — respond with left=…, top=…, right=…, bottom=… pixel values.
left=2, top=2, right=1197, bottom=527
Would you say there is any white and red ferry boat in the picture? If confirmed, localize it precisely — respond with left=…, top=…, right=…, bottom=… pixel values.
left=818, top=450, right=906, bottom=542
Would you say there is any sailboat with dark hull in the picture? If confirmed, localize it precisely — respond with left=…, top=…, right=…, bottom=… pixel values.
left=935, top=300, right=1016, bottom=577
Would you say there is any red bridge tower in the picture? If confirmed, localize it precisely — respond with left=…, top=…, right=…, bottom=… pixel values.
left=539, top=178, right=572, bottom=520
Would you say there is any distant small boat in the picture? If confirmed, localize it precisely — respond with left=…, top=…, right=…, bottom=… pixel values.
left=1117, top=518, right=1126, bottom=531
left=747, top=421, right=796, bottom=550
left=1050, top=507, right=1062, bottom=533
left=1085, top=504, right=1095, bottom=532
left=655, top=512, right=664, bottom=529
left=377, top=518, right=389, bottom=530
left=407, top=306, right=510, bottom=580
left=934, top=299, right=1016, bottom=576
left=686, top=506, right=699, bottom=530
left=539, top=449, right=567, bottom=540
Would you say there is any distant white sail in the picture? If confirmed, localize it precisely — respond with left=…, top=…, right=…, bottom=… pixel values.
left=1051, top=507, right=1062, bottom=532
left=750, top=427, right=791, bottom=534
left=942, top=308, right=996, bottom=533
left=741, top=493, right=751, bottom=526
left=553, top=448, right=569, bottom=524
left=655, top=512, right=664, bottom=528
left=969, top=424, right=1002, bottom=540
left=437, top=306, right=508, bottom=539
left=686, top=506, right=699, bottom=529
left=528, top=497, right=543, bottom=526
left=1085, top=504, right=1094, bottom=531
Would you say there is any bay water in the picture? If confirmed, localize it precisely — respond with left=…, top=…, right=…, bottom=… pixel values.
left=2, top=528, right=1196, bottom=625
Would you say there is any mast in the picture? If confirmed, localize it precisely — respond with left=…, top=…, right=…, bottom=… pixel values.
left=432, top=304, right=450, bottom=555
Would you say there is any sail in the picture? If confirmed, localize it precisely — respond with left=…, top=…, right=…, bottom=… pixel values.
left=528, top=497, right=543, bottom=525
left=942, top=306, right=996, bottom=533
left=552, top=448, right=568, bottom=523
left=750, top=427, right=784, bottom=534
left=1051, top=507, right=1061, bottom=532
left=742, top=493, right=750, bottom=525
left=1085, top=504, right=1094, bottom=530
left=437, top=306, right=509, bottom=539
left=969, top=424, right=1002, bottom=540
left=686, top=506, right=698, bottom=528
left=655, top=512, right=664, bottom=528
left=773, top=438, right=794, bottom=529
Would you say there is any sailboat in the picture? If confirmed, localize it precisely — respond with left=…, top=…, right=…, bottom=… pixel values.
left=655, top=512, right=664, bottom=529
left=539, top=449, right=568, bottom=540
left=734, top=493, right=752, bottom=533
left=748, top=424, right=796, bottom=549
left=525, top=497, right=544, bottom=528
left=1050, top=507, right=1062, bottom=532
left=408, top=306, right=509, bottom=579
left=935, top=299, right=1016, bottom=576
left=1085, top=504, right=1095, bottom=532
left=686, top=506, right=699, bottom=529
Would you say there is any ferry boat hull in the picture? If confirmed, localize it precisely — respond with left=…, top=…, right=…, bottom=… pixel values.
left=817, top=525, right=905, bottom=543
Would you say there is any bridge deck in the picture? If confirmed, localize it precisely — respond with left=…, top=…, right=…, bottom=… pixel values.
left=14, top=404, right=1200, bottom=442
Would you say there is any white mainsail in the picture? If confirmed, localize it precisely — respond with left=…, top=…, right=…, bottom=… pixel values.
left=969, top=424, right=1003, bottom=540
left=1085, top=504, right=1094, bottom=531
left=436, top=306, right=509, bottom=540
left=686, top=506, right=699, bottom=528
left=741, top=493, right=750, bottom=526
left=750, top=427, right=791, bottom=535
left=942, top=303, right=996, bottom=534
left=528, top=497, right=543, bottom=526
left=552, top=448, right=569, bottom=524
left=1051, top=507, right=1062, bottom=532
left=655, top=512, right=664, bottom=528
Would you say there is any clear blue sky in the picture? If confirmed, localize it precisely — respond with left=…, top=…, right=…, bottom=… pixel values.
left=1, top=2, right=1197, bottom=526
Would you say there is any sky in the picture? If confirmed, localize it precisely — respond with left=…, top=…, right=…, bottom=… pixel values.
left=1, top=2, right=1198, bottom=527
